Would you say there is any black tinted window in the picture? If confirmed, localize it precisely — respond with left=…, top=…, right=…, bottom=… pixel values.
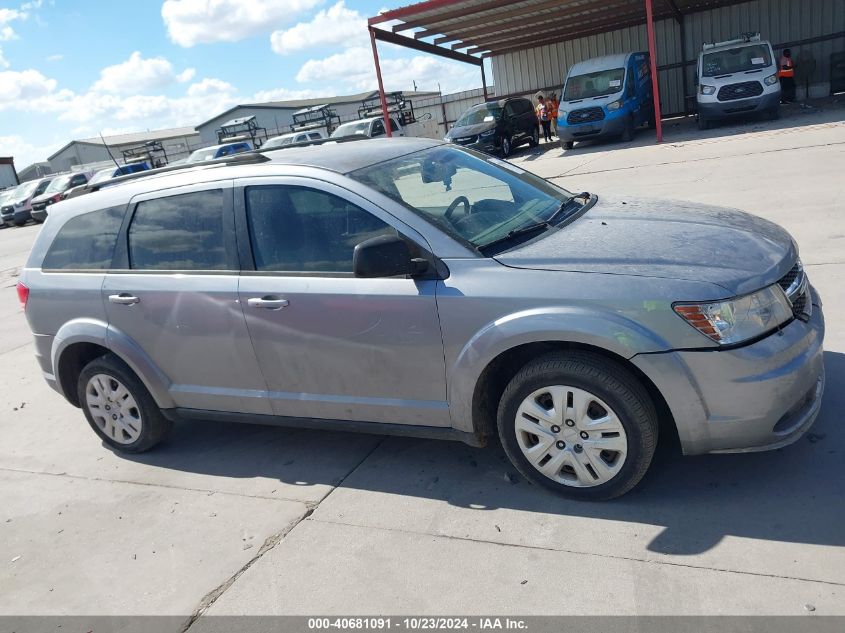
left=128, top=190, right=227, bottom=270
left=245, top=186, right=395, bottom=273
left=43, top=206, right=125, bottom=270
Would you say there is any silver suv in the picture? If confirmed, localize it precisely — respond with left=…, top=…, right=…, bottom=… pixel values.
left=19, top=139, right=825, bottom=500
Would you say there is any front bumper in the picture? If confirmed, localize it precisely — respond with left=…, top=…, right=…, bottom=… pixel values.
left=557, top=111, right=627, bottom=142
left=632, top=288, right=825, bottom=455
left=449, top=137, right=499, bottom=155
left=1, top=206, right=15, bottom=223
left=698, top=90, right=781, bottom=120
left=31, top=205, right=48, bottom=222
left=13, top=208, right=31, bottom=225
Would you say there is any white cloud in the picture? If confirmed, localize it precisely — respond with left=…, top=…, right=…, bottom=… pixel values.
left=252, top=86, right=324, bottom=102
left=296, top=47, right=480, bottom=94
left=162, top=0, right=323, bottom=48
left=46, top=54, right=63, bottom=62
left=271, top=1, right=366, bottom=55
left=91, top=51, right=196, bottom=95
left=0, top=48, right=7, bottom=70
left=0, top=134, right=61, bottom=170
left=0, top=26, right=17, bottom=41
left=0, top=68, right=56, bottom=105
left=186, top=77, right=235, bottom=97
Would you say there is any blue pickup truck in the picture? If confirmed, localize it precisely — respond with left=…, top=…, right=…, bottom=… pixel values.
left=557, top=52, right=655, bottom=150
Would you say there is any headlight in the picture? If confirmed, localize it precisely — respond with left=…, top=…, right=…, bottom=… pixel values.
left=558, top=111, right=568, bottom=120
left=606, top=100, right=623, bottom=111
left=699, top=85, right=717, bottom=95
left=479, top=129, right=496, bottom=139
left=673, top=285, right=793, bottom=345
left=764, top=73, right=779, bottom=86
left=443, top=136, right=451, bottom=142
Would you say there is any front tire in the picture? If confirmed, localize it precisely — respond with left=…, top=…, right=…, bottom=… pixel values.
left=697, top=115, right=710, bottom=131
left=500, top=135, right=512, bottom=158
left=77, top=353, right=172, bottom=453
left=561, top=140, right=574, bottom=150
left=528, top=127, right=539, bottom=148
left=497, top=352, right=657, bottom=500
left=621, top=116, right=635, bottom=142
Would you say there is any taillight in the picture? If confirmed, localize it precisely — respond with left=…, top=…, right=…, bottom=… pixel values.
left=16, top=281, right=29, bottom=309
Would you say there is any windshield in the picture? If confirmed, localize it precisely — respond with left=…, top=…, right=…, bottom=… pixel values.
left=44, top=174, right=73, bottom=193
left=353, top=146, right=573, bottom=254
left=88, top=169, right=115, bottom=185
left=10, top=180, right=39, bottom=202
left=563, top=68, right=626, bottom=100
left=455, top=104, right=502, bottom=127
left=331, top=121, right=370, bottom=138
left=264, top=136, right=294, bottom=149
left=187, top=147, right=220, bottom=162
left=702, top=44, right=772, bottom=77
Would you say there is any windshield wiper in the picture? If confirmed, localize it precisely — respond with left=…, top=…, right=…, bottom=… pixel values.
left=479, top=192, right=590, bottom=255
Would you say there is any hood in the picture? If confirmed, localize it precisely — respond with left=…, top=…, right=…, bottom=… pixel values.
left=562, top=92, right=620, bottom=108
left=495, top=195, right=797, bottom=296
left=448, top=121, right=497, bottom=138
left=32, top=191, right=63, bottom=204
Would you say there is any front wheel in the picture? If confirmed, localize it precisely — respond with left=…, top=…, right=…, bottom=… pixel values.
left=497, top=352, right=658, bottom=500
left=560, top=140, right=574, bottom=151
left=500, top=135, right=512, bottom=158
left=697, top=115, right=710, bottom=131
left=78, top=353, right=172, bottom=453
left=621, top=116, right=635, bottom=142
left=528, top=127, right=539, bottom=148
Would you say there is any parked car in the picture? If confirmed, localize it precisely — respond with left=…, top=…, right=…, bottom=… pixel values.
left=263, top=131, right=326, bottom=150
left=330, top=116, right=404, bottom=139
left=0, top=189, right=13, bottom=227
left=187, top=142, right=252, bottom=163
left=445, top=97, right=539, bottom=157
left=19, top=139, right=824, bottom=500
left=696, top=34, right=781, bottom=130
left=557, top=52, right=655, bottom=150
left=31, top=172, right=92, bottom=222
left=1, top=177, right=52, bottom=226
left=64, top=163, right=151, bottom=200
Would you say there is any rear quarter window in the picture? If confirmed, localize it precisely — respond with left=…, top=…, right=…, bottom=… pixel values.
left=42, top=206, right=125, bottom=270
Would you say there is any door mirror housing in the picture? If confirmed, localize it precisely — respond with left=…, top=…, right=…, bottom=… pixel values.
left=353, top=234, right=428, bottom=278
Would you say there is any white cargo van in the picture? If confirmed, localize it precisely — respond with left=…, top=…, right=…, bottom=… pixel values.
left=696, top=33, right=781, bottom=130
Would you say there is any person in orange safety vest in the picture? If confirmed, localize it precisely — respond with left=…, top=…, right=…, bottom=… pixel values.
left=549, top=94, right=559, bottom=138
left=779, top=48, right=795, bottom=103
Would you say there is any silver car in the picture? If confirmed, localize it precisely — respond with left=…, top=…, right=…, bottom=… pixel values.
left=19, top=139, right=825, bottom=500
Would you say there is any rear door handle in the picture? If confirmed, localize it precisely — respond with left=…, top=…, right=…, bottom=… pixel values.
left=108, top=293, right=140, bottom=306
left=247, top=296, right=289, bottom=310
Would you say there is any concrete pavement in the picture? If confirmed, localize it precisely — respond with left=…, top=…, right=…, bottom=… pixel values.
left=0, top=103, right=843, bottom=626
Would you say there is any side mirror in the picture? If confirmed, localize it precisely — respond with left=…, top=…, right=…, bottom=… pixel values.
left=353, top=234, right=428, bottom=278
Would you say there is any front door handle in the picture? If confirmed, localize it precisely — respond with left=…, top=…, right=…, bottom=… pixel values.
left=108, top=293, right=140, bottom=306
left=247, top=296, right=289, bottom=310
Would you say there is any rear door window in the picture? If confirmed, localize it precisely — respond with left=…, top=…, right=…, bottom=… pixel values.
left=42, top=206, right=125, bottom=270
left=128, top=189, right=228, bottom=270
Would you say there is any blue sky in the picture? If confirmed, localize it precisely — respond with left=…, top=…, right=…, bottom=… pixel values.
left=0, top=0, right=486, bottom=168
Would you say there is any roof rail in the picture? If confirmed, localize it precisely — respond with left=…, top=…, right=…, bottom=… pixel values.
left=81, top=151, right=272, bottom=193
left=702, top=32, right=761, bottom=50
left=254, top=134, right=371, bottom=152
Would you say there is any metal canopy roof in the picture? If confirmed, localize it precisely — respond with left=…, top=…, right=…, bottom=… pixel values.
left=370, top=0, right=749, bottom=59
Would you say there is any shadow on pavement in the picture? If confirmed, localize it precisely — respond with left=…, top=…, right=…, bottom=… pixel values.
left=120, top=350, right=845, bottom=557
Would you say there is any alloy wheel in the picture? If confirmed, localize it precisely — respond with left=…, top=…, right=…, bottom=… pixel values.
left=514, top=385, right=628, bottom=487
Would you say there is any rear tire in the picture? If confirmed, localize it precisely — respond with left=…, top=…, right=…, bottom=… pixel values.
left=497, top=352, right=658, bottom=500
left=77, top=353, right=172, bottom=453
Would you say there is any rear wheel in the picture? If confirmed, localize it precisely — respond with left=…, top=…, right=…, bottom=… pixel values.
left=77, top=353, right=172, bottom=453
left=497, top=352, right=658, bottom=500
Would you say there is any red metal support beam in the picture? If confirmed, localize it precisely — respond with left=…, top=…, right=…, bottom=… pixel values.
left=645, top=0, right=664, bottom=142
left=371, top=27, right=483, bottom=66
left=369, top=27, right=394, bottom=139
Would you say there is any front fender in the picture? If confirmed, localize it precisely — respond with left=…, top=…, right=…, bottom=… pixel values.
left=447, top=307, right=671, bottom=432
left=52, top=318, right=174, bottom=408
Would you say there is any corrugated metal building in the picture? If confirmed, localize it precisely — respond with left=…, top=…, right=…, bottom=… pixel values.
left=47, top=127, right=201, bottom=173
left=489, top=0, right=844, bottom=116
left=194, top=91, right=439, bottom=145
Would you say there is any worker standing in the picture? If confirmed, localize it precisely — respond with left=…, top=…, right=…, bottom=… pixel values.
left=549, top=94, right=559, bottom=138
left=536, top=95, right=552, bottom=143
left=779, top=48, right=795, bottom=103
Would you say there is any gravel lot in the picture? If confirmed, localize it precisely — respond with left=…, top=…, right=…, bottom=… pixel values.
left=1, top=101, right=843, bottom=628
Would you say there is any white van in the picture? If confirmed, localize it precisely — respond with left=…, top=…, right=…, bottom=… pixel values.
left=263, top=130, right=326, bottom=150
left=696, top=33, right=781, bottom=130
left=330, top=116, right=405, bottom=139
